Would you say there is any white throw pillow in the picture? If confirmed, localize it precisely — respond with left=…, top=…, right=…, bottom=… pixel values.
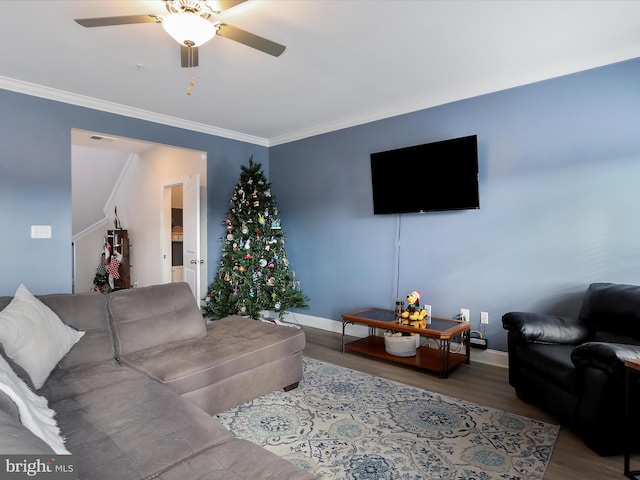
left=0, top=284, right=85, bottom=389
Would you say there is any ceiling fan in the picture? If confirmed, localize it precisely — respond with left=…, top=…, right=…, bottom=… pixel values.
left=75, top=0, right=286, bottom=68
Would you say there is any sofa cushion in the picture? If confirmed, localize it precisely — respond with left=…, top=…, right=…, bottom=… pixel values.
left=38, top=292, right=115, bottom=368
left=108, top=282, right=206, bottom=357
left=0, top=343, right=34, bottom=390
left=514, top=343, right=577, bottom=393
left=0, top=291, right=113, bottom=372
left=45, top=362, right=235, bottom=480
left=579, top=283, right=640, bottom=341
left=0, top=369, right=56, bottom=455
left=155, top=437, right=317, bottom=480
left=0, top=284, right=84, bottom=388
left=38, top=292, right=114, bottom=368
left=120, top=316, right=305, bottom=395
left=0, top=407, right=56, bottom=454
left=0, top=390, right=19, bottom=421
left=0, top=353, right=69, bottom=454
left=41, top=361, right=149, bottom=404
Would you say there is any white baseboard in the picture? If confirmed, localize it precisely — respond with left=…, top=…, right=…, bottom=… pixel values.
left=279, top=311, right=508, bottom=369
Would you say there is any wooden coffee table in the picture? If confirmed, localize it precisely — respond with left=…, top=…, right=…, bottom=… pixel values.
left=342, top=307, right=470, bottom=378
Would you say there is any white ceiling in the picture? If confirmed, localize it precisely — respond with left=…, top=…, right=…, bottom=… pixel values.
left=1, top=1, right=639, bottom=146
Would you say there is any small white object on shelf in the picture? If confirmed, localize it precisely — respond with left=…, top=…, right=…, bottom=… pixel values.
left=384, top=332, right=417, bottom=357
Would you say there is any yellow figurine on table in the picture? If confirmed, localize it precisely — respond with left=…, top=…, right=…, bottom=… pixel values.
left=400, top=290, right=428, bottom=328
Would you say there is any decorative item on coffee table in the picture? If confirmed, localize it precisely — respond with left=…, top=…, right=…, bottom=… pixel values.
left=398, top=290, right=428, bottom=327
left=383, top=290, right=429, bottom=357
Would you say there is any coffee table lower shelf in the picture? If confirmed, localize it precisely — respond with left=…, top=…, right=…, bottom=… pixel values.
left=344, top=335, right=468, bottom=378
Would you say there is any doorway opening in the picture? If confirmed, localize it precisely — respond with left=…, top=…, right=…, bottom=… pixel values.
left=71, top=129, right=207, bottom=303
left=169, top=184, right=184, bottom=282
left=162, top=173, right=204, bottom=303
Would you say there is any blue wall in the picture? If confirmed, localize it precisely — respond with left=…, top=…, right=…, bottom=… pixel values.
left=2, top=58, right=639, bottom=351
left=0, top=89, right=267, bottom=296
left=270, top=57, right=640, bottom=351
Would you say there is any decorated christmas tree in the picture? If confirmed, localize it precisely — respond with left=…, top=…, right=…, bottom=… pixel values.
left=203, top=157, right=308, bottom=320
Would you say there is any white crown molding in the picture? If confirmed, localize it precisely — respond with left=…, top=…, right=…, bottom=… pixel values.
left=7, top=51, right=639, bottom=149
left=268, top=51, right=640, bottom=147
left=0, top=76, right=270, bottom=147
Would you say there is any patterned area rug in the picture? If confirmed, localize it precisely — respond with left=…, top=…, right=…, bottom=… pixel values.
left=217, top=358, right=559, bottom=479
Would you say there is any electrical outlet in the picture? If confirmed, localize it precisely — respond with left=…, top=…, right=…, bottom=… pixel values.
left=480, top=311, right=489, bottom=325
left=424, top=304, right=432, bottom=324
left=460, top=308, right=470, bottom=322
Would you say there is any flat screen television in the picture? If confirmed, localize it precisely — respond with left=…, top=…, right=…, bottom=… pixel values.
left=370, top=135, right=479, bottom=214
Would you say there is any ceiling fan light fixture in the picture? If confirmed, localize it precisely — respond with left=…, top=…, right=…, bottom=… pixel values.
left=162, top=12, right=216, bottom=47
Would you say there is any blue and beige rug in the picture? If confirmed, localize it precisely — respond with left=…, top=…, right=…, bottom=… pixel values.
left=217, top=358, right=559, bottom=479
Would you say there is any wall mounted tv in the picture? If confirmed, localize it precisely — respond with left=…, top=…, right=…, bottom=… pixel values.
left=370, top=134, right=479, bottom=214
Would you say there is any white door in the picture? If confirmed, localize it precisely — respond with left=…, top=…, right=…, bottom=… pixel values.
left=182, top=174, right=202, bottom=303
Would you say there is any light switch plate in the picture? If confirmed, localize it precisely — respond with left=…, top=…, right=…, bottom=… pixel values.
left=31, top=225, right=52, bottom=239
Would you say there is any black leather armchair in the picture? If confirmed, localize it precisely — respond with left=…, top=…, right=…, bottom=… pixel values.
left=503, top=283, right=640, bottom=455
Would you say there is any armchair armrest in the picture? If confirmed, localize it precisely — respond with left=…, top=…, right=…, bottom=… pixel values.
left=571, top=342, right=640, bottom=379
left=502, top=312, right=589, bottom=344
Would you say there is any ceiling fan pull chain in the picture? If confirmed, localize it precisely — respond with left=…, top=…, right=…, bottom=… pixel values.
left=187, top=76, right=195, bottom=95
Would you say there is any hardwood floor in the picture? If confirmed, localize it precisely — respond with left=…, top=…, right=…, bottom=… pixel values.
left=302, top=326, right=626, bottom=480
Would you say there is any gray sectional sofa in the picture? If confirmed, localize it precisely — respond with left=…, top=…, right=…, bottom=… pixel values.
left=0, top=282, right=316, bottom=479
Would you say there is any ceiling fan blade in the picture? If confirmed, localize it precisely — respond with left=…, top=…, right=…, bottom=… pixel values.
left=210, top=0, right=248, bottom=12
left=181, top=45, right=199, bottom=68
left=217, top=24, right=285, bottom=57
left=75, top=15, right=161, bottom=28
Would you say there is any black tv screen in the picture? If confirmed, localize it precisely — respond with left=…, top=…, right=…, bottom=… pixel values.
left=370, top=135, right=479, bottom=214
